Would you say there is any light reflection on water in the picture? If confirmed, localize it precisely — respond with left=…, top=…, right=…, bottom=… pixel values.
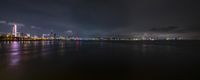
left=1, top=41, right=106, bottom=67
left=0, top=41, right=190, bottom=66
left=75, top=41, right=80, bottom=50
left=9, top=41, right=20, bottom=66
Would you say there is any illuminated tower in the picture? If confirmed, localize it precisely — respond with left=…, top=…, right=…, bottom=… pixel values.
left=12, top=24, right=17, bottom=37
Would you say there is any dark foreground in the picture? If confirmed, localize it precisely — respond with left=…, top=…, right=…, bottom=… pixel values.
left=0, top=40, right=200, bottom=80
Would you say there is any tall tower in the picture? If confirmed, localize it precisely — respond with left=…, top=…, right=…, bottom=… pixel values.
left=12, top=24, right=17, bottom=37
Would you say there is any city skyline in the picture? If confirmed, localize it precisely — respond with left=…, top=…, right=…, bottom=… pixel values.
left=0, top=22, right=199, bottom=40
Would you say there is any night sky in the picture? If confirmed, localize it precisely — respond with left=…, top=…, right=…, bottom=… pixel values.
left=0, top=0, right=200, bottom=36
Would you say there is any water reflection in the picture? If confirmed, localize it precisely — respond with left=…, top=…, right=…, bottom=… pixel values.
left=75, top=41, right=80, bottom=50
left=9, top=41, right=20, bottom=66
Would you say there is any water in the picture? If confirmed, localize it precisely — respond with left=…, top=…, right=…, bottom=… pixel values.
left=0, top=41, right=200, bottom=80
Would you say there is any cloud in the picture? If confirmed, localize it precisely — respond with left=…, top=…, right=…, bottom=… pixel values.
left=150, top=26, right=200, bottom=34
left=8, top=22, right=25, bottom=27
left=30, top=25, right=41, bottom=30
left=30, top=26, right=36, bottom=29
left=0, top=20, right=7, bottom=24
left=66, top=30, right=72, bottom=33
left=150, top=26, right=179, bottom=32
left=177, top=26, right=200, bottom=33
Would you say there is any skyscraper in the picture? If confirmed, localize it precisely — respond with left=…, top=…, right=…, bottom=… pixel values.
left=12, top=24, right=17, bottom=37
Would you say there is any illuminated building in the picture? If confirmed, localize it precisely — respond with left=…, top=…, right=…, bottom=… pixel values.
left=49, top=32, right=56, bottom=39
left=12, top=24, right=17, bottom=37
left=42, top=34, right=49, bottom=38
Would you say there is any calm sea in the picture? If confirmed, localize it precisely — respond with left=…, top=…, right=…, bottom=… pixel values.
left=0, top=41, right=200, bottom=80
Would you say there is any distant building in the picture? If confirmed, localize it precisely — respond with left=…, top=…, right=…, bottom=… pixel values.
left=12, top=24, right=17, bottom=37
left=53, top=33, right=56, bottom=39
left=42, top=34, right=49, bottom=38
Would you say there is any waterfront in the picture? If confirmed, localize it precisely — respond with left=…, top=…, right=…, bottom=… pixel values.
left=0, top=41, right=200, bottom=80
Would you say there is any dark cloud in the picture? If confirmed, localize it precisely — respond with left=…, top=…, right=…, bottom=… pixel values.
left=178, top=26, right=200, bottom=33
left=150, top=26, right=179, bottom=32
left=150, top=25, right=200, bottom=34
left=0, top=20, right=6, bottom=24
